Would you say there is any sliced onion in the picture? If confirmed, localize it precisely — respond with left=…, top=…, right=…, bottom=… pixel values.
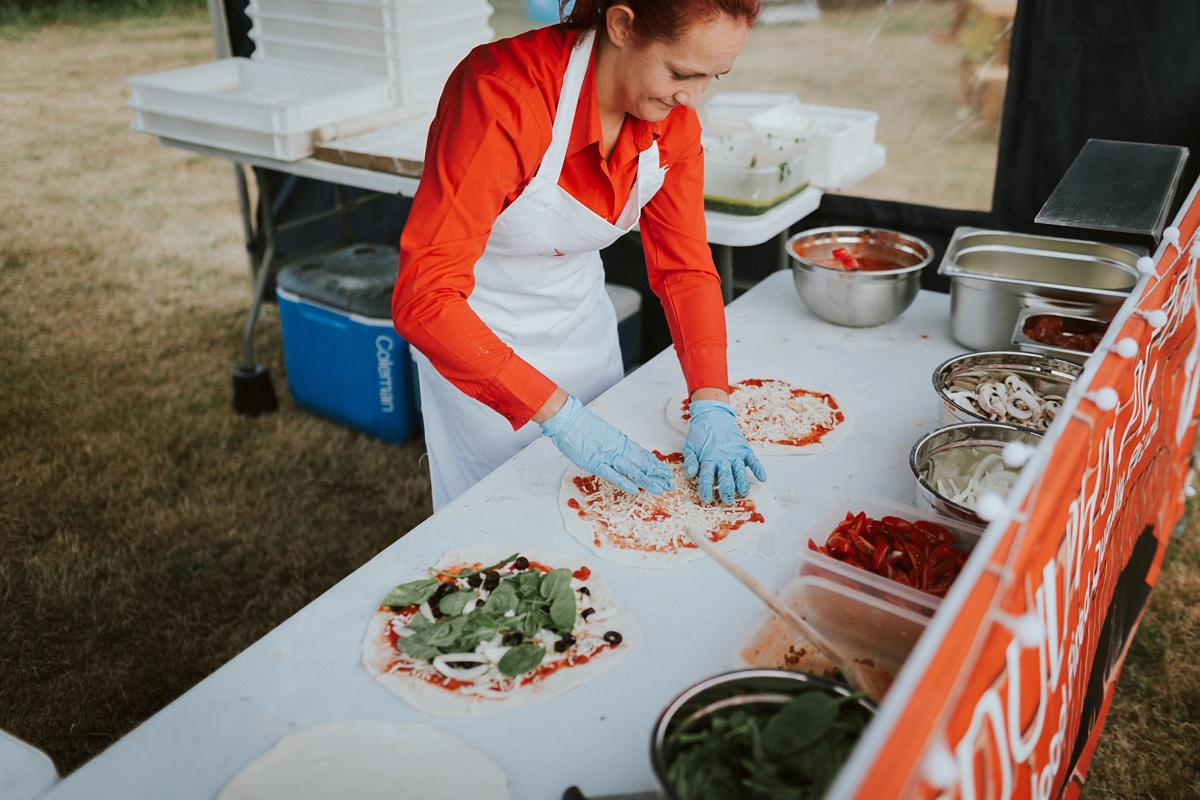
left=432, top=653, right=490, bottom=680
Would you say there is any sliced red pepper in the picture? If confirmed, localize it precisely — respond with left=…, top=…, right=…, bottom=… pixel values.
left=928, top=543, right=958, bottom=565
left=808, top=538, right=821, bottom=552
left=915, top=520, right=955, bottom=544
left=849, top=528, right=876, bottom=558
left=871, top=542, right=888, bottom=571
left=904, top=542, right=926, bottom=571
left=826, top=534, right=855, bottom=557
left=931, top=558, right=961, bottom=578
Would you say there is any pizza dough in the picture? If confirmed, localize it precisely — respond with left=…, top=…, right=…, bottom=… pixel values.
left=560, top=451, right=777, bottom=569
left=362, top=546, right=641, bottom=717
left=667, top=378, right=853, bottom=456
left=216, top=719, right=510, bottom=800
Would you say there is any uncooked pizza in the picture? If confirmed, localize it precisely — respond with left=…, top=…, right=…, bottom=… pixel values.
left=667, top=378, right=852, bottom=455
left=216, top=720, right=510, bottom=800
left=362, top=546, right=640, bottom=717
left=560, top=451, right=776, bottom=569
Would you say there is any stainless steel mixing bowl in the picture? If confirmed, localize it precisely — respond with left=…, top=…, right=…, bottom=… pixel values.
left=932, top=350, right=1083, bottom=434
left=909, top=422, right=1043, bottom=526
left=650, top=669, right=876, bottom=800
left=786, top=226, right=934, bottom=327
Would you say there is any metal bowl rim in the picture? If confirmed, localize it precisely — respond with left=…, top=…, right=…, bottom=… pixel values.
left=786, top=226, right=934, bottom=276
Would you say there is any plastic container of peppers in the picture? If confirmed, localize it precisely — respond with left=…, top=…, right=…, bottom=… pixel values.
left=794, top=496, right=983, bottom=617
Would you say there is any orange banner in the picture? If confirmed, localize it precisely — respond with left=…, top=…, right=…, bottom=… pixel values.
left=839, top=177, right=1200, bottom=800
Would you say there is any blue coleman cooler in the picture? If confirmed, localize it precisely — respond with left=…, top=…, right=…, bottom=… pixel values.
left=276, top=244, right=417, bottom=443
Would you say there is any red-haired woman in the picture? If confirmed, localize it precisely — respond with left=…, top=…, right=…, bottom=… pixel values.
left=393, top=0, right=767, bottom=511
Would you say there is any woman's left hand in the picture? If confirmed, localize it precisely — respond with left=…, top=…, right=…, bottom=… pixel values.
left=684, top=400, right=767, bottom=504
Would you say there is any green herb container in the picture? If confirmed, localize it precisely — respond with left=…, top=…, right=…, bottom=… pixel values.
left=651, top=669, right=876, bottom=800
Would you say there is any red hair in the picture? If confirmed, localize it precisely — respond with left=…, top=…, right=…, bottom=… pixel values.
left=562, top=0, right=761, bottom=43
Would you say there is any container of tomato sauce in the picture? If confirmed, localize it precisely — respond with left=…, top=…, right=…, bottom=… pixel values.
left=1012, top=307, right=1111, bottom=363
left=786, top=226, right=933, bottom=327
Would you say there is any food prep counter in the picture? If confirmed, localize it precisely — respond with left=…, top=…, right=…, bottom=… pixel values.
left=40, top=273, right=964, bottom=800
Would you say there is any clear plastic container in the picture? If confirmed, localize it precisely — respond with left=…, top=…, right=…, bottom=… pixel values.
left=125, top=58, right=393, bottom=133
left=702, top=92, right=800, bottom=137
left=733, top=575, right=929, bottom=681
left=702, top=130, right=811, bottom=216
left=793, top=495, right=982, bottom=616
left=130, top=107, right=315, bottom=160
left=747, top=103, right=878, bottom=189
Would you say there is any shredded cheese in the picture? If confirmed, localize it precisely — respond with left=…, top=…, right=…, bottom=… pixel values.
left=684, top=379, right=845, bottom=447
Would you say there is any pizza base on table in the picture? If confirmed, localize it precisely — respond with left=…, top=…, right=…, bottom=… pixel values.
left=216, top=720, right=510, bottom=800
left=362, top=546, right=640, bottom=717
left=667, top=378, right=852, bottom=456
left=559, top=451, right=777, bottom=569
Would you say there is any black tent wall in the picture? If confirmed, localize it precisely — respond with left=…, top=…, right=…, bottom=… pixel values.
left=228, top=0, right=1200, bottom=361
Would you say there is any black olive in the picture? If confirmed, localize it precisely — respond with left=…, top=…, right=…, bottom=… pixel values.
left=541, top=604, right=551, bottom=613
left=474, top=599, right=484, bottom=608
left=514, top=556, right=530, bottom=570
left=581, top=607, right=596, bottom=621
left=482, top=571, right=501, bottom=591
left=502, top=632, right=523, bottom=646
left=387, top=605, right=406, bottom=612
left=579, top=586, right=590, bottom=596
left=432, top=582, right=457, bottom=599
left=554, top=633, right=577, bottom=652
left=467, top=573, right=483, bottom=588
left=603, top=631, right=623, bottom=646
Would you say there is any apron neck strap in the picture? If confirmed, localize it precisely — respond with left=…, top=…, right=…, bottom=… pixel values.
left=536, top=29, right=596, bottom=184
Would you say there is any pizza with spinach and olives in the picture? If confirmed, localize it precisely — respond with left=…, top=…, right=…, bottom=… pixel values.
left=667, top=378, right=852, bottom=456
left=362, top=546, right=640, bottom=717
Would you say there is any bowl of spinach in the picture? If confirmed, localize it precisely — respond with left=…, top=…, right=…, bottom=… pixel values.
left=651, top=669, right=876, bottom=800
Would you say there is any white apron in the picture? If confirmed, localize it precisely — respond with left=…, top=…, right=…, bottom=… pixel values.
left=413, top=29, right=667, bottom=511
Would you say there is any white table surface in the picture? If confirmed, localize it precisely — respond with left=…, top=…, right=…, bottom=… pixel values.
left=42, top=272, right=965, bottom=800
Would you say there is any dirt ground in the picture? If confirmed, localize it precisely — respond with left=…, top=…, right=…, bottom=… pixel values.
left=2, top=3, right=1197, bottom=796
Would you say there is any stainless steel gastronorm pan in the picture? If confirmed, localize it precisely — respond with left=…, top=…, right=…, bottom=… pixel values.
left=938, top=227, right=1140, bottom=350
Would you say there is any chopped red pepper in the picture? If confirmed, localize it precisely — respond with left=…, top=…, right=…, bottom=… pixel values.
left=809, top=512, right=968, bottom=597
left=831, top=246, right=860, bottom=270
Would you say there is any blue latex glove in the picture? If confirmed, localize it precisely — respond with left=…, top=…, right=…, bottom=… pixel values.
left=684, top=400, right=768, bottom=504
left=541, top=395, right=676, bottom=495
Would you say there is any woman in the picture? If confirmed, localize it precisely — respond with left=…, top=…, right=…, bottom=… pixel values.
left=393, top=0, right=767, bottom=511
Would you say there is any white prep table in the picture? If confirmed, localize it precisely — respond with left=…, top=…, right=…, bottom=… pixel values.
left=41, top=271, right=963, bottom=799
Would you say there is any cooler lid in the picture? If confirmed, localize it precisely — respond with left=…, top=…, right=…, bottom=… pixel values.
left=277, top=244, right=398, bottom=318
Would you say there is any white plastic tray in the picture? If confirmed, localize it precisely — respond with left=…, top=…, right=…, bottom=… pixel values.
left=250, top=31, right=484, bottom=80
left=702, top=91, right=799, bottom=137
left=794, top=495, right=983, bottom=615
left=131, top=108, right=314, bottom=161
left=748, top=102, right=878, bottom=189
left=247, top=0, right=491, bottom=30
left=125, top=58, right=393, bottom=133
left=250, top=13, right=492, bottom=57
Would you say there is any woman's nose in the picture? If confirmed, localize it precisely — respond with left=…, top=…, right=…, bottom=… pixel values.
left=674, top=80, right=709, bottom=110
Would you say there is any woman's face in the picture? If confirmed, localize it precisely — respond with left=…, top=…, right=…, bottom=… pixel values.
left=605, top=11, right=750, bottom=122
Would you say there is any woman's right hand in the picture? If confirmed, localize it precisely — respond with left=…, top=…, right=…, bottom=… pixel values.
left=540, top=395, right=675, bottom=495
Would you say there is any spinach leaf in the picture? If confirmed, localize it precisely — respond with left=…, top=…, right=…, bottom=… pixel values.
left=381, top=579, right=439, bottom=608
left=437, top=589, right=474, bottom=617
left=395, top=635, right=440, bottom=661
left=406, top=612, right=431, bottom=631
left=549, top=592, right=577, bottom=633
left=516, top=569, right=540, bottom=594
left=497, top=643, right=545, bottom=677
left=538, top=568, right=572, bottom=599
left=511, top=607, right=551, bottom=639
left=762, top=690, right=840, bottom=754
left=481, top=580, right=519, bottom=617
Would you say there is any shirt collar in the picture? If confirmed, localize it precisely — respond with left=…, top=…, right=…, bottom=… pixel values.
left=568, top=38, right=663, bottom=164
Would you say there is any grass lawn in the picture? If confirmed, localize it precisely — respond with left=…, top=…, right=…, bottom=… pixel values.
left=0, top=3, right=1197, bottom=795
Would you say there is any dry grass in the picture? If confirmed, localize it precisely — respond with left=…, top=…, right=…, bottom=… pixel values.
left=1081, top=509, right=1200, bottom=799
left=0, top=12, right=431, bottom=772
left=0, top=6, right=1196, bottom=794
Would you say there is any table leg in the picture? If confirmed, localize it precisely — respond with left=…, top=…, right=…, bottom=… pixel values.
left=231, top=167, right=279, bottom=415
left=776, top=229, right=792, bottom=272
left=715, top=244, right=734, bottom=305
left=233, top=163, right=255, bottom=282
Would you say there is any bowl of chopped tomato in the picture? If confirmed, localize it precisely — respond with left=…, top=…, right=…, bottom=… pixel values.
left=786, top=226, right=933, bottom=327
left=1012, top=308, right=1112, bottom=363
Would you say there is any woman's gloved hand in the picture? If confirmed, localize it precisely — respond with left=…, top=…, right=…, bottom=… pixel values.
left=684, top=400, right=767, bottom=504
left=541, top=395, right=675, bottom=495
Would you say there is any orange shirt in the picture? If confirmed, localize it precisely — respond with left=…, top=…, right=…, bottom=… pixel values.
left=393, top=25, right=728, bottom=430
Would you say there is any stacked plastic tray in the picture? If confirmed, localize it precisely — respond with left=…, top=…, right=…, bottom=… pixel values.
left=126, top=0, right=493, bottom=161
left=248, top=0, right=494, bottom=105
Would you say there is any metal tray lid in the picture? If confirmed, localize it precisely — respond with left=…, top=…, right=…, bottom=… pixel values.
left=276, top=244, right=398, bottom=319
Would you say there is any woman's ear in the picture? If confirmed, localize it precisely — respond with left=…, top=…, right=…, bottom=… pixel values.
left=604, top=4, right=637, bottom=49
